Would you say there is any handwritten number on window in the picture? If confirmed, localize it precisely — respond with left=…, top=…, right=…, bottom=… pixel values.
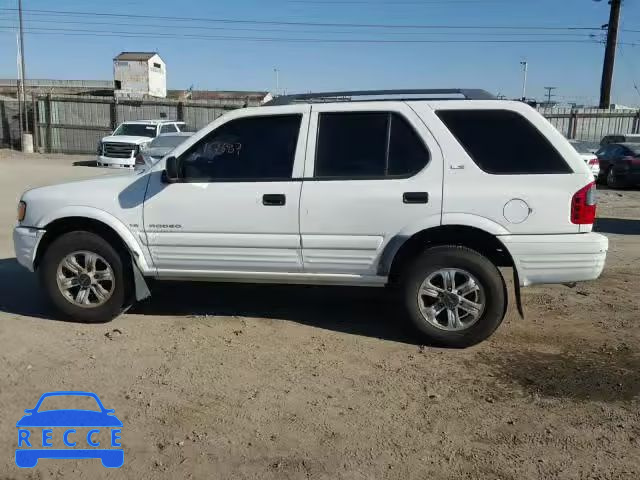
left=212, top=142, right=242, bottom=156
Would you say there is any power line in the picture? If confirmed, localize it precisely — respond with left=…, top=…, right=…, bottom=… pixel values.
left=0, top=7, right=605, bottom=31
left=0, top=18, right=606, bottom=38
left=617, top=44, right=640, bottom=100
left=0, top=26, right=605, bottom=44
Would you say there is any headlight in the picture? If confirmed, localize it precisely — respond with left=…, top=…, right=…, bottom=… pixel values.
left=17, top=201, right=26, bottom=222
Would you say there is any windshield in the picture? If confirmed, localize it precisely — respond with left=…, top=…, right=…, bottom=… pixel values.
left=113, top=123, right=157, bottom=138
left=150, top=135, right=189, bottom=148
left=570, top=141, right=599, bottom=154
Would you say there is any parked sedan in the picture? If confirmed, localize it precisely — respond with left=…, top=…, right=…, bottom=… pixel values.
left=569, top=140, right=600, bottom=179
left=135, top=132, right=193, bottom=168
left=595, top=142, right=640, bottom=188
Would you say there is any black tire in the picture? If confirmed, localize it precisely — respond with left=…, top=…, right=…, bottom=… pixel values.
left=606, top=167, right=625, bottom=189
left=401, top=245, right=507, bottom=348
left=39, top=231, right=128, bottom=323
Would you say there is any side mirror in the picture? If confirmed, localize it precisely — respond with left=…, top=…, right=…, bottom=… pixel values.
left=162, top=156, right=180, bottom=184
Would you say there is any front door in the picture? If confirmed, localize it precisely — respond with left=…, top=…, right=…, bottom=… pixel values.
left=143, top=106, right=310, bottom=276
left=300, top=102, right=443, bottom=276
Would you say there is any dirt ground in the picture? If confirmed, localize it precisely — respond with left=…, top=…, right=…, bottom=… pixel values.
left=0, top=149, right=638, bottom=480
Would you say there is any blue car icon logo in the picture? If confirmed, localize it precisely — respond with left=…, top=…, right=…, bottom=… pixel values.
left=16, top=391, right=123, bottom=468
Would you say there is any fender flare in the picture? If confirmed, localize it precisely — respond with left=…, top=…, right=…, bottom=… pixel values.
left=441, top=213, right=511, bottom=236
left=37, top=206, right=153, bottom=274
left=379, top=213, right=511, bottom=275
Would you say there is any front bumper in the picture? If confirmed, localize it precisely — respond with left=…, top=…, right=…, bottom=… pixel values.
left=499, top=232, right=608, bottom=287
left=97, top=155, right=135, bottom=168
left=13, top=227, right=45, bottom=272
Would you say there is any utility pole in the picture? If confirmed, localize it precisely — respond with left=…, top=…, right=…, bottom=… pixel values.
left=520, top=61, right=528, bottom=101
left=599, top=0, right=622, bottom=109
left=16, top=33, right=23, bottom=143
left=18, top=0, right=28, bottom=132
left=544, top=86, right=557, bottom=105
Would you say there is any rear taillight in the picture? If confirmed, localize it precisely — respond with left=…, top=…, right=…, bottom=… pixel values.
left=588, top=157, right=599, bottom=166
left=571, top=182, right=597, bottom=225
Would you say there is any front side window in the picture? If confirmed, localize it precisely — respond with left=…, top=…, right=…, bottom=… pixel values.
left=437, top=109, right=571, bottom=174
left=314, top=112, right=430, bottom=178
left=179, top=115, right=301, bottom=182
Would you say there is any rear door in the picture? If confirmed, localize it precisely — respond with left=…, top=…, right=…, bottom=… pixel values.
left=299, top=102, right=443, bottom=276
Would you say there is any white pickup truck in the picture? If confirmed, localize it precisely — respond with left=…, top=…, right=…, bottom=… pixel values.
left=97, top=119, right=185, bottom=168
left=14, top=89, right=608, bottom=347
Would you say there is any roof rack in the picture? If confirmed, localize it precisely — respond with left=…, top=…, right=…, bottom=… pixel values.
left=263, top=88, right=495, bottom=106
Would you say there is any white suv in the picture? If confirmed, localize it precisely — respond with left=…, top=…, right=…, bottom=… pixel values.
left=14, top=89, right=608, bottom=347
left=97, top=119, right=185, bottom=168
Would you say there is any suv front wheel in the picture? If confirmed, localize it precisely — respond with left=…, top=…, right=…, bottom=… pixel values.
left=402, top=245, right=507, bottom=348
left=39, top=231, right=128, bottom=323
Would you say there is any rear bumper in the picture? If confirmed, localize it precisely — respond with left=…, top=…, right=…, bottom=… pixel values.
left=499, top=233, right=608, bottom=286
left=13, top=227, right=45, bottom=272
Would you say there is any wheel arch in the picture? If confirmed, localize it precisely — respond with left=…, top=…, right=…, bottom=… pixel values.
left=34, top=209, right=150, bottom=273
left=382, top=224, right=515, bottom=282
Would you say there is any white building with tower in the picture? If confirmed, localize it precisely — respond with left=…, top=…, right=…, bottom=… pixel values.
left=113, top=52, right=166, bottom=99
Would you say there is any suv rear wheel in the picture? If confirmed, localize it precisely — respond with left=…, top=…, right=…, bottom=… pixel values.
left=39, top=231, right=128, bottom=323
left=402, top=245, right=507, bottom=348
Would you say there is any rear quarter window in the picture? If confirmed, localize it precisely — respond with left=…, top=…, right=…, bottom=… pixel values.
left=437, top=109, right=572, bottom=174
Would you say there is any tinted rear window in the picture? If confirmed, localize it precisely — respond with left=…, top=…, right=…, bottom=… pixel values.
left=437, top=109, right=571, bottom=174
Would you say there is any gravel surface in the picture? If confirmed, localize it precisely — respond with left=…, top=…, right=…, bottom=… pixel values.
left=0, top=150, right=638, bottom=479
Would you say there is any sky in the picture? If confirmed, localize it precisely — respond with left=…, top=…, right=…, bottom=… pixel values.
left=0, top=0, right=639, bottom=106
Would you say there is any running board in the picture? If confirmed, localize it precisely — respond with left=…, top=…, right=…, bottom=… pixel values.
left=155, top=270, right=388, bottom=287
